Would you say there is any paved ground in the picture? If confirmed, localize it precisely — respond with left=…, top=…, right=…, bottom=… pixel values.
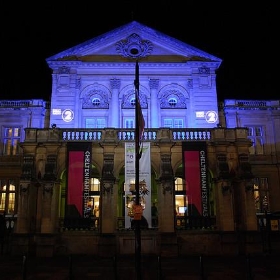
left=0, top=253, right=279, bottom=279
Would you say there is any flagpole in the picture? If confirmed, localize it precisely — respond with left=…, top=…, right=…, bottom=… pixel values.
left=134, top=59, right=142, bottom=280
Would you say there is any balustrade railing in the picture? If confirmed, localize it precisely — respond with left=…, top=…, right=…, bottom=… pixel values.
left=25, top=128, right=212, bottom=142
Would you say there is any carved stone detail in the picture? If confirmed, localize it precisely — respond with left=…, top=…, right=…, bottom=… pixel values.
left=20, top=182, right=30, bottom=194
left=162, top=181, right=173, bottom=195
left=43, top=183, right=54, bottom=195
left=149, top=79, right=159, bottom=90
left=102, top=182, right=114, bottom=195
left=116, top=33, right=153, bottom=59
left=110, top=78, right=121, bottom=90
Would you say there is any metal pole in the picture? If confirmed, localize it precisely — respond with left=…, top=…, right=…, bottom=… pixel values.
left=134, top=60, right=142, bottom=280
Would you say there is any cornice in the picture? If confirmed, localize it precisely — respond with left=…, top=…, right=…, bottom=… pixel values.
left=47, top=61, right=219, bottom=70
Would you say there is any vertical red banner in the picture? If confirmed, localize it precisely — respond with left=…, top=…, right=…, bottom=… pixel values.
left=183, top=142, right=209, bottom=217
left=184, top=150, right=202, bottom=215
left=68, top=151, right=84, bottom=217
left=67, top=143, right=92, bottom=218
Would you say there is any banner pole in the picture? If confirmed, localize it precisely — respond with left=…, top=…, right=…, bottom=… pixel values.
left=134, top=60, right=142, bottom=280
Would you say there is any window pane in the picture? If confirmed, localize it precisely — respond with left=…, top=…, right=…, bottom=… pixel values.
left=175, top=178, right=184, bottom=191
left=85, top=119, right=95, bottom=128
left=8, top=193, right=15, bottom=214
left=12, top=139, right=19, bottom=155
left=4, top=128, right=12, bottom=137
left=86, top=118, right=106, bottom=128
left=247, top=127, right=253, bottom=136
left=14, top=128, right=20, bottom=137
left=96, top=119, right=105, bottom=128
left=174, top=119, right=183, bottom=128
left=4, top=139, right=12, bottom=155
left=125, top=119, right=134, bottom=128
left=163, top=119, right=172, bottom=128
left=90, top=178, right=100, bottom=191
left=255, top=127, right=262, bottom=136
left=0, top=193, right=6, bottom=212
left=255, top=138, right=264, bottom=154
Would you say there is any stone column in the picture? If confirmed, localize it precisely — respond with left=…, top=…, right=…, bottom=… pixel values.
left=157, top=141, right=178, bottom=257
left=99, top=147, right=117, bottom=257
left=215, top=180, right=235, bottom=231
left=15, top=181, right=30, bottom=233
left=157, top=138, right=175, bottom=233
left=243, top=182, right=258, bottom=230
left=100, top=150, right=116, bottom=233
left=40, top=182, right=54, bottom=233
left=110, top=79, right=120, bottom=128
left=149, top=79, right=159, bottom=128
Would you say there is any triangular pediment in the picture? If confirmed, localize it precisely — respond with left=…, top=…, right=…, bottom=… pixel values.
left=47, top=21, right=221, bottom=64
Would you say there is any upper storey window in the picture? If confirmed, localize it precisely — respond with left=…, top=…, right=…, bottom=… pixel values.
left=3, top=127, right=21, bottom=155
left=163, top=119, right=183, bottom=128
left=168, top=98, right=177, bottom=106
left=92, top=98, right=101, bottom=106
left=85, top=118, right=106, bottom=128
left=248, top=126, right=264, bottom=155
left=130, top=98, right=136, bottom=106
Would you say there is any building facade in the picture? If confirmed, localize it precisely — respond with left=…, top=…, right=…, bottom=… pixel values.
left=0, top=21, right=279, bottom=257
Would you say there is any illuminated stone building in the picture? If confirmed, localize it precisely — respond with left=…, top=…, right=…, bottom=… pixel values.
left=0, top=21, right=279, bottom=257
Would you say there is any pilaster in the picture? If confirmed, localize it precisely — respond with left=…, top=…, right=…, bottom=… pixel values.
left=110, top=78, right=120, bottom=127
left=149, top=79, right=159, bottom=127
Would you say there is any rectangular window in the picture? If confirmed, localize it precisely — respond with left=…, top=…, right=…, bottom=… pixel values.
left=173, top=119, right=183, bottom=128
left=248, top=126, right=264, bottom=155
left=163, top=119, right=172, bottom=128
left=85, top=118, right=106, bottom=128
left=175, top=177, right=184, bottom=191
left=3, top=127, right=21, bottom=155
left=163, top=118, right=183, bottom=128
left=124, top=119, right=134, bottom=128
left=254, top=177, right=269, bottom=213
left=0, top=179, right=16, bottom=215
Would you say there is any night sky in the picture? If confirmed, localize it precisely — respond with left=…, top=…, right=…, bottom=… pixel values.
left=1, top=2, right=276, bottom=101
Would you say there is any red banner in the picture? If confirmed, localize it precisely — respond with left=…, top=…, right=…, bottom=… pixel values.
left=183, top=142, right=209, bottom=217
left=67, top=143, right=92, bottom=218
left=68, top=151, right=84, bottom=217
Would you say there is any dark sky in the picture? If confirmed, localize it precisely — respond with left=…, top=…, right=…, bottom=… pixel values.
left=1, top=2, right=276, bottom=101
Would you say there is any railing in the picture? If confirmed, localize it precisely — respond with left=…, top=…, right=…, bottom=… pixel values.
left=175, top=216, right=217, bottom=230
left=223, top=99, right=280, bottom=110
left=25, top=128, right=213, bottom=143
left=0, top=99, right=48, bottom=108
left=116, top=216, right=217, bottom=231
left=62, top=217, right=99, bottom=231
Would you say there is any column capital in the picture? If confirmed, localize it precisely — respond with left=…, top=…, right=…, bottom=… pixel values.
left=110, top=78, right=121, bottom=90
left=149, top=79, right=159, bottom=90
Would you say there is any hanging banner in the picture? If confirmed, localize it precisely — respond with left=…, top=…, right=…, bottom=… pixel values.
left=182, top=142, right=209, bottom=217
left=125, top=142, right=151, bottom=228
left=67, top=143, right=92, bottom=218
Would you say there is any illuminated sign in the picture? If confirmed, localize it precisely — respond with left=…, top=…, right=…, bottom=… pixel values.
left=62, top=109, right=74, bottom=122
left=196, top=111, right=205, bottom=118
left=52, top=108, right=62, bottom=115
left=205, top=111, right=218, bottom=123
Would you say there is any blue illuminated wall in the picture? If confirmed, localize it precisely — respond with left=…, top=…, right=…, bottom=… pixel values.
left=46, top=21, right=222, bottom=130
